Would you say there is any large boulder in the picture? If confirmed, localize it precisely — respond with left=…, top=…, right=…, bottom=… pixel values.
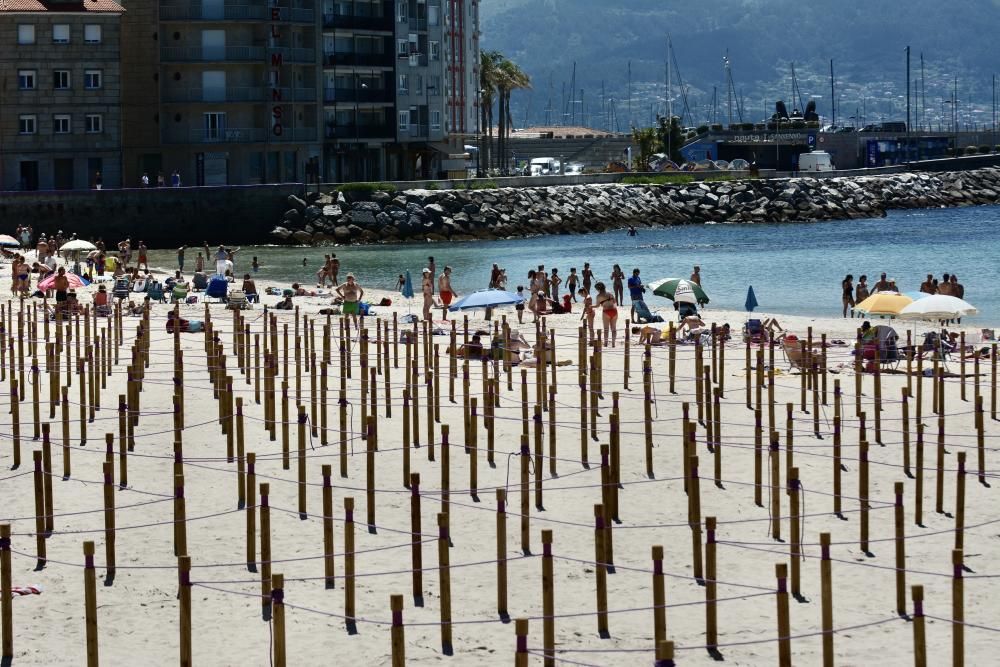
left=333, top=226, right=352, bottom=243
left=292, top=230, right=313, bottom=245
left=287, top=194, right=307, bottom=211
left=271, top=226, right=292, bottom=240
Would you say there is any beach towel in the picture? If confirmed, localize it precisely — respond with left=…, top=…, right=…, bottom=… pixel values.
left=9, top=584, right=43, bottom=597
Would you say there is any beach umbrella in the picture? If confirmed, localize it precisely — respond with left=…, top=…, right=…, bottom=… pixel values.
left=38, top=272, right=90, bottom=291
left=744, top=285, right=759, bottom=312
left=898, top=295, right=978, bottom=321
left=0, top=234, right=19, bottom=247
left=855, top=292, right=912, bottom=317
left=650, top=278, right=710, bottom=305
left=448, top=289, right=523, bottom=312
left=401, top=270, right=414, bottom=299
left=59, top=239, right=97, bottom=252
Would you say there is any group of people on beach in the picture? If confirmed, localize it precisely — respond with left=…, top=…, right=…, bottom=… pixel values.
left=840, top=271, right=967, bottom=317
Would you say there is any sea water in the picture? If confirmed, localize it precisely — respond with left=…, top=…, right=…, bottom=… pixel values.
left=146, top=205, right=1000, bottom=325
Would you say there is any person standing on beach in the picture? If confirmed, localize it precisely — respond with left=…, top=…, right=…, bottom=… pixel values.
left=919, top=274, right=935, bottom=294
left=177, top=246, right=186, bottom=273
left=874, top=273, right=890, bottom=293
left=610, top=264, right=625, bottom=306
left=841, top=274, right=855, bottom=318
left=335, top=274, right=364, bottom=329
left=855, top=275, right=869, bottom=312
left=550, top=268, right=562, bottom=303
left=594, top=281, right=618, bottom=347
left=438, top=266, right=458, bottom=320
left=690, top=265, right=702, bottom=286
left=566, top=268, right=578, bottom=302
left=330, top=254, right=340, bottom=285
left=427, top=257, right=436, bottom=294
left=582, top=263, right=593, bottom=294
left=515, top=285, right=526, bottom=324
left=53, top=267, right=69, bottom=313
left=579, top=288, right=595, bottom=336
left=137, top=241, right=149, bottom=271
left=627, top=268, right=645, bottom=320
left=317, top=254, right=331, bottom=287
left=421, top=268, right=434, bottom=320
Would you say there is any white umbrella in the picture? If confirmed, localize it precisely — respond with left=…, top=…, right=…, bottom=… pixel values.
left=59, top=239, right=97, bottom=252
left=898, top=295, right=978, bottom=320
left=673, top=281, right=698, bottom=304
left=0, top=234, right=19, bottom=247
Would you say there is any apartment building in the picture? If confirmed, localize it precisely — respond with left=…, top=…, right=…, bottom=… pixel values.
left=322, top=0, right=478, bottom=182
left=0, top=0, right=125, bottom=190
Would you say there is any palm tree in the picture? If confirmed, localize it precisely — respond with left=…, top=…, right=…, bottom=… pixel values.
left=495, top=58, right=531, bottom=175
left=480, top=51, right=503, bottom=175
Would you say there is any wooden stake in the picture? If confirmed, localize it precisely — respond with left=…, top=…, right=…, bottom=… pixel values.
left=769, top=432, right=781, bottom=541
left=520, top=436, right=530, bottom=555
left=259, top=482, right=271, bottom=609
left=820, top=533, right=833, bottom=667
left=789, top=467, right=801, bottom=598
left=495, top=489, right=508, bottom=618
left=652, top=544, right=666, bottom=649
left=955, top=453, right=966, bottom=552
left=912, top=585, right=926, bottom=667
left=102, top=461, right=116, bottom=579
left=344, top=497, right=356, bottom=627
left=541, top=529, right=554, bottom=667
left=860, top=440, right=870, bottom=553
left=0, top=524, right=11, bottom=660
left=515, top=618, right=529, bottom=667
left=915, top=423, right=925, bottom=526
left=437, top=513, right=452, bottom=652
left=894, top=482, right=907, bottom=616
left=83, top=541, right=98, bottom=667
left=705, top=516, right=718, bottom=654
left=689, top=455, right=703, bottom=582
left=31, top=451, right=45, bottom=566
left=953, top=549, right=964, bottom=667
left=594, top=504, right=609, bottom=637
left=366, top=417, right=376, bottom=530
left=246, top=453, right=256, bottom=571
left=272, top=574, right=286, bottom=667
left=409, top=473, right=423, bottom=603
left=775, top=563, right=791, bottom=667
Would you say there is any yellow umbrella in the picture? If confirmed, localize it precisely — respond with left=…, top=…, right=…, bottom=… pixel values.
left=856, top=292, right=913, bottom=317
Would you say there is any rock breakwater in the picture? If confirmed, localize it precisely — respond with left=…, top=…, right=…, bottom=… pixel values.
left=271, top=168, right=1000, bottom=245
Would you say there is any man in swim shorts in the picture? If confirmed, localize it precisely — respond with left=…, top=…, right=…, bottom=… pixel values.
left=336, top=273, right=364, bottom=329
left=438, top=266, right=458, bottom=320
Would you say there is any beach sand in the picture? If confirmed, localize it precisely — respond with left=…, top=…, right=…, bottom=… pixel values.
left=0, top=270, right=997, bottom=666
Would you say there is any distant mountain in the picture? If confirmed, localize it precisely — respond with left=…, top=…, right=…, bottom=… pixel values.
left=481, top=0, right=1000, bottom=129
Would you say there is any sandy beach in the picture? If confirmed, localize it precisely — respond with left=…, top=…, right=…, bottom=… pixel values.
left=0, top=264, right=997, bottom=666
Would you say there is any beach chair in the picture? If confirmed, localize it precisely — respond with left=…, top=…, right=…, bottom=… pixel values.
left=191, top=272, right=208, bottom=291
left=632, top=300, right=664, bottom=324
left=226, top=290, right=250, bottom=311
left=781, top=335, right=808, bottom=370
left=131, top=277, right=148, bottom=293
left=111, top=278, right=130, bottom=301
left=147, top=281, right=165, bottom=303
left=205, top=276, right=228, bottom=303
left=743, top=318, right=766, bottom=344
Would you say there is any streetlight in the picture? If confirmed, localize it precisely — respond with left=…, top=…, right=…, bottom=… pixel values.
left=476, top=88, right=485, bottom=177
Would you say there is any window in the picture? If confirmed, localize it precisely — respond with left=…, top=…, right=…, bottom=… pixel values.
left=397, top=39, right=408, bottom=57
left=19, top=115, right=37, bottom=135
left=398, top=74, right=408, bottom=94
left=84, top=70, right=102, bottom=89
left=17, top=25, right=35, bottom=44
left=85, top=114, right=103, bottom=133
left=414, top=74, right=423, bottom=95
left=84, top=24, right=102, bottom=43
left=396, top=1, right=407, bottom=22
left=18, top=70, right=36, bottom=90
left=53, top=115, right=71, bottom=134
left=428, top=5, right=439, bottom=25
left=398, top=110, right=409, bottom=130
left=429, top=41, right=440, bottom=60
left=52, top=24, right=70, bottom=43
left=204, top=112, right=226, bottom=141
left=54, top=70, right=70, bottom=90
left=428, top=75, right=440, bottom=94
left=430, top=110, right=441, bottom=130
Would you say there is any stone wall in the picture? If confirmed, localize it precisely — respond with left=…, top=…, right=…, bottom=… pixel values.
left=272, top=167, right=1000, bottom=245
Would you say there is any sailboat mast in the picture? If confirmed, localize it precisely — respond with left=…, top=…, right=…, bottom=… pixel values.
left=830, top=59, right=836, bottom=126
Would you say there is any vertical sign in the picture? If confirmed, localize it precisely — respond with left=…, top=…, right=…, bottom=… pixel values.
left=270, top=0, right=284, bottom=137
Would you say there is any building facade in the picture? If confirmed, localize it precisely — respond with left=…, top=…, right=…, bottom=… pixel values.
left=0, top=0, right=125, bottom=190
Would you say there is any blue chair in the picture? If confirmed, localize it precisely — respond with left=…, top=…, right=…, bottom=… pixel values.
left=205, top=276, right=228, bottom=303
left=632, top=300, right=664, bottom=323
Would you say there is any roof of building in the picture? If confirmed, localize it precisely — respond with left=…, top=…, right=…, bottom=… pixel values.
left=510, top=126, right=617, bottom=139
left=0, top=0, right=124, bottom=12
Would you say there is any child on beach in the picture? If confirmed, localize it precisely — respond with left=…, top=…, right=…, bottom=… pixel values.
left=515, top=285, right=526, bottom=324
left=566, top=268, right=578, bottom=302
left=579, top=288, right=594, bottom=336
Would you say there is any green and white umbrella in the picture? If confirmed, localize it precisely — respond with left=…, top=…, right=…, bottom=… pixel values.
left=650, top=278, right=710, bottom=305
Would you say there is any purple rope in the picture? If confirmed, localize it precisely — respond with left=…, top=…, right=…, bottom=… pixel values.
left=85, top=554, right=94, bottom=569
left=271, top=588, right=284, bottom=604
left=392, top=610, right=402, bottom=626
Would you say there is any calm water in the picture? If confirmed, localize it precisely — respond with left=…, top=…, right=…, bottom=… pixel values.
left=146, top=205, right=1000, bottom=325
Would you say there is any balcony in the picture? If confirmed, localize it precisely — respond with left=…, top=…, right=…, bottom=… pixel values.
left=323, top=87, right=393, bottom=104
left=159, top=4, right=316, bottom=22
left=162, top=86, right=317, bottom=103
left=160, top=45, right=315, bottom=63
left=325, top=122, right=394, bottom=140
left=165, top=126, right=317, bottom=144
left=322, top=51, right=393, bottom=68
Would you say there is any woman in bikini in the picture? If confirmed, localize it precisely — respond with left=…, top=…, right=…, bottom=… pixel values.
left=610, top=264, right=626, bottom=307
left=841, top=274, right=855, bottom=318
left=579, top=288, right=595, bottom=337
left=594, top=281, right=618, bottom=347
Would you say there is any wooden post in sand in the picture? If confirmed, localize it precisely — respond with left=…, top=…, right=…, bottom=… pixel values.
left=271, top=574, right=286, bottom=667
left=976, top=396, right=986, bottom=485
left=651, top=544, right=666, bottom=648
left=820, top=533, right=834, bottom=667
left=754, top=409, right=762, bottom=506
left=1, top=525, right=12, bottom=660
left=520, top=436, right=530, bottom=555
left=769, top=432, right=781, bottom=541
left=789, top=467, right=801, bottom=598
left=915, top=423, right=925, bottom=527
left=859, top=440, right=870, bottom=553
left=593, top=504, right=609, bottom=637
left=541, top=529, right=554, bottom=667
left=259, top=483, right=271, bottom=609
left=366, top=417, right=376, bottom=530
left=902, top=388, right=912, bottom=477
left=178, top=555, right=192, bottom=665
left=579, top=369, right=588, bottom=466
left=84, top=541, right=98, bottom=667
left=912, top=585, right=927, bottom=667
left=344, top=497, right=356, bottom=626
left=496, top=489, right=508, bottom=617
left=41, top=427, right=53, bottom=533
left=322, top=465, right=334, bottom=588
left=437, top=513, right=452, bottom=652
left=955, top=453, right=966, bottom=552
left=246, top=453, right=256, bottom=570
left=409, top=473, right=423, bottom=603
left=514, top=618, right=529, bottom=667
left=953, top=549, right=965, bottom=667
left=705, top=516, right=718, bottom=653
left=775, top=563, right=791, bottom=667
left=31, top=451, right=45, bottom=565
left=935, top=415, right=946, bottom=515
left=297, top=405, right=307, bottom=516
left=895, top=482, right=907, bottom=616
left=102, top=461, right=116, bottom=579
left=688, top=455, right=703, bottom=582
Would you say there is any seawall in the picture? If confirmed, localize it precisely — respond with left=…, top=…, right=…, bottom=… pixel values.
left=272, top=167, right=1000, bottom=245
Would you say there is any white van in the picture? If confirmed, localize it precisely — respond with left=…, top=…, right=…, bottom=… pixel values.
left=798, top=151, right=834, bottom=172
left=529, top=157, right=560, bottom=176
